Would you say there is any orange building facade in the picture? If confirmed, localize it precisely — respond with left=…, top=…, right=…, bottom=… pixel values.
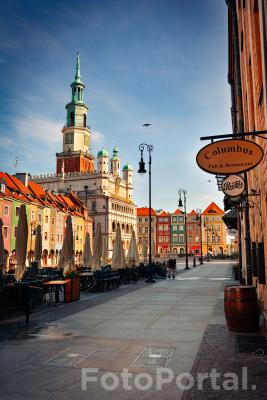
left=227, top=0, right=267, bottom=327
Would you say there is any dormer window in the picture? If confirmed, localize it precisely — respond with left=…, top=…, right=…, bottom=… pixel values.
left=0, top=179, right=6, bottom=193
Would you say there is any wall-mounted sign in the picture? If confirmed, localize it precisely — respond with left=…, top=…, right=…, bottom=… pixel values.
left=221, top=175, right=245, bottom=197
left=196, top=139, right=264, bottom=175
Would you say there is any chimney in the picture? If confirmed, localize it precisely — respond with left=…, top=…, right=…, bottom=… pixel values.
left=15, top=172, right=30, bottom=188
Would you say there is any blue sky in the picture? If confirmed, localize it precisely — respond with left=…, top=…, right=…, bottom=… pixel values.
left=0, top=0, right=231, bottom=212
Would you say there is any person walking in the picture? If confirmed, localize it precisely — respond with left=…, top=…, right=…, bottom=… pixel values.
left=167, top=258, right=176, bottom=279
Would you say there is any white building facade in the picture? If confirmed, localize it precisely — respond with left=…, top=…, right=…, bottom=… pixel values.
left=33, top=54, right=137, bottom=260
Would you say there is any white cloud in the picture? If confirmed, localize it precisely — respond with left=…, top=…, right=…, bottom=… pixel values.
left=0, top=136, right=13, bottom=150
left=13, top=115, right=62, bottom=146
left=90, top=129, right=105, bottom=147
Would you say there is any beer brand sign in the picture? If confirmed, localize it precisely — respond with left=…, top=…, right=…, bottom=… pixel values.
left=221, top=175, right=245, bottom=197
left=196, top=139, right=263, bottom=175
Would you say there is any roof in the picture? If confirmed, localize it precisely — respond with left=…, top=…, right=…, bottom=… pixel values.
left=97, top=148, right=109, bottom=157
left=172, top=209, right=182, bottom=215
left=156, top=211, right=170, bottom=217
left=188, top=210, right=197, bottom=216
left=137, top=207, right=156, bottom=216
left=202, top=202, right=224, bottom=215
left=0, top=171, right=92, bottom=221
left=123, top=163, right=133, bottom=171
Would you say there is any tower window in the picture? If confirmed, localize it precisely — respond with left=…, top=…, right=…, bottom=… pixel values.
left=83, top=114, right=87, bottom=127
left=65, top=133, right=74, bottom=144
left=70, top=112, right=75, bottom=126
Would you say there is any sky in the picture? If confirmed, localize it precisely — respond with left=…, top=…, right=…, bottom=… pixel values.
left=0, top=0, right=231, bottom=213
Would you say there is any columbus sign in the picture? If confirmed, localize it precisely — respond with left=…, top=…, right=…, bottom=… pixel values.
left=196, top=139, right=264, bottom=175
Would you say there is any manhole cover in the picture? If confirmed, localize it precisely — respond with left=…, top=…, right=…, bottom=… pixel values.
left=132, top=346, right=176, bottom=367
left=44, top=346, right=97, bottom=367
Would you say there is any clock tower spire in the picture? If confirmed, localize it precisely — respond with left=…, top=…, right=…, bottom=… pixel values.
left=56, top=52, right=94, bottom=175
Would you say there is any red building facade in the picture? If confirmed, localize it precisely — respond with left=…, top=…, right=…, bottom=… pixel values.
left=156, top=211, right=171, bottom=255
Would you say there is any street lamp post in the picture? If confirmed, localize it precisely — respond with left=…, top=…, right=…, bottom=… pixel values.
left=29, top=221, right=36, bottom=264
left=178, top=189, right=189, bottom=270
left=138, top=143, right=155, bottom=283
left=196, top=208, right=203, bottom=265
left=204, top=222, right=210, bottom=261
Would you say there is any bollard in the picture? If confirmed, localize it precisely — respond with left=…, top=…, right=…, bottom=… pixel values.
left=193, top=257, right=196, bottom=267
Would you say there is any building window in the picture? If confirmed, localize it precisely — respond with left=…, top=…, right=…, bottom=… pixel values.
left=164, top=218, right=168, bottom=222
left=14, top=227, right=18, bottom=237
left=70, top=112, right=75, bottom=126
left=92, top=202, right=96, bottom=212
left=172, top=216, right=177, bottom=223
left=39, top=213, right=42, bottom=223
left=159, top=225, right=163, bottom=231
left=51, top=234, right=54, bottom=242
left=83, top=113, right=87, bottom=127
left=44, top=232, right=48, bottom=240
left=65, top=133, right=74, bottom=144
left=138, top=227, right=142, bottom=233
left=173, top=225, right=178, bottom=231
left=51, top=218, right=55, bottom=225
left=164, top=225, right=168, bottom=231
left=84, top=134, right=89, bottom=146
left=3, top=226, right=8, bottom=239
left=173, top=234, right=178, bottom=242
left=4, top=206, right=9, bottom=216
left=145, top=227, right=148, bottom=233
left=179, top=234, right=184, bottom=242
left=138, top=218, right=142, bottom=223
left=145, top=218, right=148, bottom=222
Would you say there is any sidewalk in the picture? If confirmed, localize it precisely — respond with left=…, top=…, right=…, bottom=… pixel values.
left=0, top=262, right=265, bottom=399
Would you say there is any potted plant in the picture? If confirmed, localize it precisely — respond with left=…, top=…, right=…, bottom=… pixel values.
left=64, top=270, right=81, bottom=302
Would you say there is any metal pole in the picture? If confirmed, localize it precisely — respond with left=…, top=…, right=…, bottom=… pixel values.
left=196, top=208, right=203, bottom=264
left=149, top=149, right=152, bottom=280
left=184, top=192, right=188, bottom=269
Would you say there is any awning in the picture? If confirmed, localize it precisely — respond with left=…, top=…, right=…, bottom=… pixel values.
left=222, top=208, right=237, bottom=230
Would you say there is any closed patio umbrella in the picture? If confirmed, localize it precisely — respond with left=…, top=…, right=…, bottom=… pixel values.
left=93, top=223, right=102, bottom=270
left=0, top=219, right=6, bottom=275
left=151, top=235, right=156, bottom=260
left=34, top=225, right=42, bottom=269
left=83, top=232, right=93, bottom=269
left=14, top=204, right=28, bottom=281
left=142, top=235, right=147, bottom=262
left=59, top=215, right=75, bottom=274
left=101, top=236, right=108, bottom=267
left=112, top=225, right=125, bottom=270
left=127, top=229, right=139, bottom=267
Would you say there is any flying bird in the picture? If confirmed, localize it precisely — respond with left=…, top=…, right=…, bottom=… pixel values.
left=142, top=123, right=151, bottom=127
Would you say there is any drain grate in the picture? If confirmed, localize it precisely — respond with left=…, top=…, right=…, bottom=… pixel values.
left=131, top=346, right=176, bottom=367
left=44, top=346, right=97, bottom=367
left=235, top=335, right=267, bottom=353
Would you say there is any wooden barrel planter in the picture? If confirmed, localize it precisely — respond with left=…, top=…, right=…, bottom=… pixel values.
left=64, top=277, right=80, bottom=303
left=224, top=285, right=259, bottom=332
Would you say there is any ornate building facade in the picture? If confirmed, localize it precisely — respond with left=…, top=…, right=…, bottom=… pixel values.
left=33, top=54, right=137, bottom=259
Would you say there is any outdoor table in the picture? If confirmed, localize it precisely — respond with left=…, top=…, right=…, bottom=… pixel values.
left=43, top=280, right=70, bottom=304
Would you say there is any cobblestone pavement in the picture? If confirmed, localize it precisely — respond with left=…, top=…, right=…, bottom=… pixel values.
left=182, top=301, right=267, bottom=399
